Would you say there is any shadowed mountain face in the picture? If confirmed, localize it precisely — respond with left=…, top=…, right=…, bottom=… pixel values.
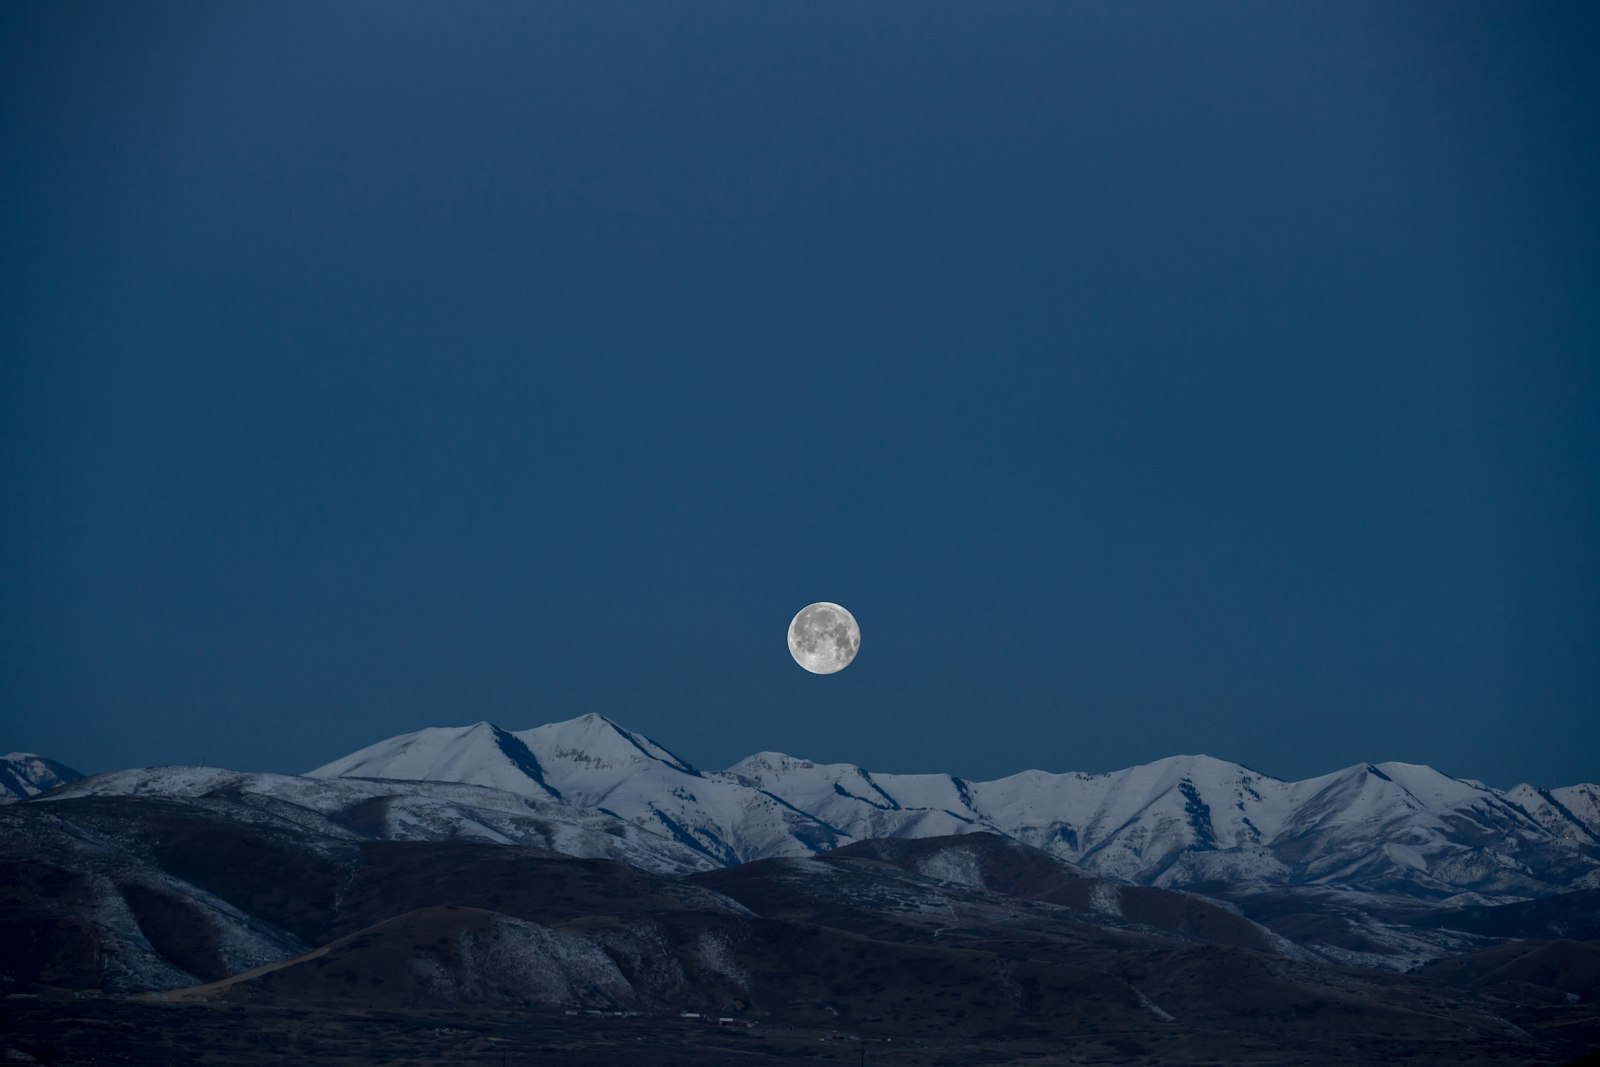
left=689, top=834, right=1290, bottom=958
left=1409, top=889, right=1600, bottom=942
left=0, top=789, right=727, bottom=996
left=1419, top=938, right=1600, bottom=1005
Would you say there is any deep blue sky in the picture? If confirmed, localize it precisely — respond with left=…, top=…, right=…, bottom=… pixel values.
left=4, top=3, right=1596, bottom=788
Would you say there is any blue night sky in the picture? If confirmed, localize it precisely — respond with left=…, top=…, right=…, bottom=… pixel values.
left=4, top=3, right=1596, bottom=788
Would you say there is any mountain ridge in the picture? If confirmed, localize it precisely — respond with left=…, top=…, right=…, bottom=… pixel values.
left=296, top=715, right=1600, bottom=904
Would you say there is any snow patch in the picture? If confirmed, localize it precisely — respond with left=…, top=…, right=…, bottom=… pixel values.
left=696, top=929, right=750, bottom=991
left=1090, top=881, right=1121, bottom=918
left=1135, top=988, right=1174, bottom=1021
left=915, top=848, right=986, bottom=889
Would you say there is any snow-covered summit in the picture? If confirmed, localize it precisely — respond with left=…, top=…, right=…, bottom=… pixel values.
left=0, top=752, right=83, bottom=799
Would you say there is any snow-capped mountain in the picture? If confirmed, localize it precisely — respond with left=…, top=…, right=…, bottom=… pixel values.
left=311, top=716, right=847, bottom=864
left=0, top=752, right=83, bottom=799
left=310, top=716, right=1600, bottom=902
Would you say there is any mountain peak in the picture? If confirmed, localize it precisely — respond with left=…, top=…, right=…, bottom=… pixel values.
left=726, top=751, right=814, bottom=776
left=518, top=715, right=697, bottom=778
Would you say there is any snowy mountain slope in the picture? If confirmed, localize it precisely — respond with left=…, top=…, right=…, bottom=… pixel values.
left=312, top=717, right=1600, bottom=902
left=306, top=723, right=560, bottom=800
left=312, top=715, right=851, bottom=865
left=1250, top=762, right=1584, bottom=899
left=512, top=715, right=825, bottom=864
left=1505, top=782, right=1600, bottom=847
left=1552, top=783, right=1600, bottom=835
left=718, top=752, right=982, bottom=843
left=0, top=752, right=83, bottom=799
left=46, top=765, right=713, bottom=876
left=733, top=749, right=1600, bottom=899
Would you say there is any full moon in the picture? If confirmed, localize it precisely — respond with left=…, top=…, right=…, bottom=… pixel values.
left=787, top=602, right=861, bottom=675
